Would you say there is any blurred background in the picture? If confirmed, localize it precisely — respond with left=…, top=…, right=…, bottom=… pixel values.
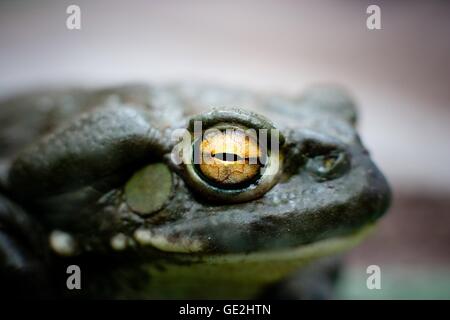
left=1, top=0, right=449, bottom=299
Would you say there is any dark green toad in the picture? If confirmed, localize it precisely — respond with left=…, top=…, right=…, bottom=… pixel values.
left=0, top=84, right=390, bottom=299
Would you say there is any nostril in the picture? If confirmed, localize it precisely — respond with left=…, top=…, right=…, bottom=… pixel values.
left=306, top=151, right=350, bottom=181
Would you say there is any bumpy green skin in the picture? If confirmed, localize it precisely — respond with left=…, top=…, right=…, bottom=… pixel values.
left=0, top=84, right=390, bottom=299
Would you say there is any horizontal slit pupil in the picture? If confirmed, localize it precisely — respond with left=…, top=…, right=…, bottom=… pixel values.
left=213, top=153, right=243, bottom=162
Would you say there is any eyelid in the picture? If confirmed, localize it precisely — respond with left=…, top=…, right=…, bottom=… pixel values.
left=188, top=108, right=285, bottom=147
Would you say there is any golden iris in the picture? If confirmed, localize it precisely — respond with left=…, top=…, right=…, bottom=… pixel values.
left=198, top=129, right=261, bottom=186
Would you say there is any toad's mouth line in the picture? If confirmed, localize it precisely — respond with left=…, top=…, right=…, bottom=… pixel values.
left=132, top=223, right=376, bottom=261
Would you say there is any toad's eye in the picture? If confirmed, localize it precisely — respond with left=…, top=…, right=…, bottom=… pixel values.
left=196, top=128, right=262, bottom=187
left=180, top=109, right=284, bottom=203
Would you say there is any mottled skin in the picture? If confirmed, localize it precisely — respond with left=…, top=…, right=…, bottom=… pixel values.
left=0, top=84, right=390, bottom=299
